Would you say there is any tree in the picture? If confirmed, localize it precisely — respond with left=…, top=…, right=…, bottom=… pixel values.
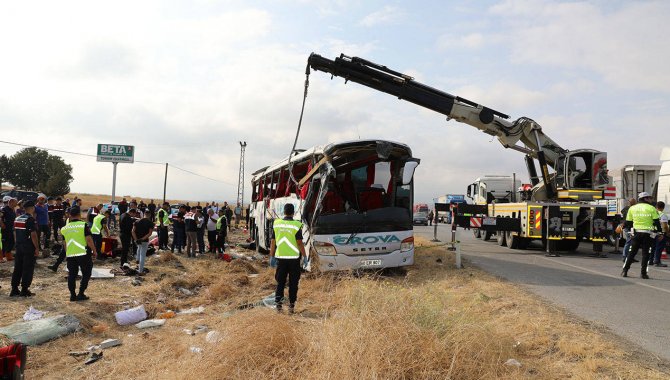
left=0, top=154, right=10, bottom=190
left=7, top=147, right=73, bottom=196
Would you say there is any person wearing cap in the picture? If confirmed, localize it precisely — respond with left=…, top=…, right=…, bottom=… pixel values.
left=90, top=209, right=110, bottom=258
left=1, top=196, right=17, bottom=262
left=61, top=206, right=97, bottom=301
left=35, top=195, right=50, bottom=252
left=622, top=192, right=662, bottom=279
left=9, top=201, right=39, bottom=297
left=270, top=203, right=306, bottom=314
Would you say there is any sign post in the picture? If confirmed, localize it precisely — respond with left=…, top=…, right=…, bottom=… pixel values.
left=97, top=144, right=135, bottom=203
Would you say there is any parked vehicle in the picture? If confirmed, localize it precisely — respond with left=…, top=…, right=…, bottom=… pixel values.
left=413, top=212, right=429, bottom=226
left=0, top=189, right=40, bottom=203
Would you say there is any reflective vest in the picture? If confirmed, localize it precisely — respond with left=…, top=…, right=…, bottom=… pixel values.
left=216, top=215, right=226, bottom=231
left=273, top=219, right=303, bottom=259
left=91, top=214, right=105, bottom=235
left=626, top=203, right=659, bottom=232
left=156, top=209, right=171, bottom=226
left=61, top=220, right=88, bottom=257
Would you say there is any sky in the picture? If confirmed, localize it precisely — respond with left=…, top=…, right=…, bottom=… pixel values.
left=1, top=0, right=669, bottom=204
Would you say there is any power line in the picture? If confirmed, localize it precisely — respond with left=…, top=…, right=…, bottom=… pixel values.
left=0, top=139, right=233, bottom=186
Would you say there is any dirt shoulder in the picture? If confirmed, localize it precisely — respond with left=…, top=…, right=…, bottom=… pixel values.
left=0, top=233, right=667, bottom=379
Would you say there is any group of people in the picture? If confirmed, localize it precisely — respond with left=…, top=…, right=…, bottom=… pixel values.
left=619, top=192, right=669, bottom=279
left=1, top=194, right=308, bottom=313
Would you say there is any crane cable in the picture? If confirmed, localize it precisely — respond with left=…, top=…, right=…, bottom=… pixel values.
left=286, top=63, right=311, bottom=190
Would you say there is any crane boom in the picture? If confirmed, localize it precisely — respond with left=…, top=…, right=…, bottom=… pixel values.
left=307, top=53, right=565, bottom=165
left=307, top=53, right=610, bottom=202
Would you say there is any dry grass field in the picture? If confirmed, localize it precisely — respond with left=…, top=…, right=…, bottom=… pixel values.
left=1, top=229, right=668, bottom=379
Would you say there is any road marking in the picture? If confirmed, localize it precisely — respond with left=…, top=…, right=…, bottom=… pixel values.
left=541, top=256, right=670, bottom=295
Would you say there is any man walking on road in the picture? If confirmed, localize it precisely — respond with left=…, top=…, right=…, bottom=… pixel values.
left=61, top=206, right=97, bottom=301
left=9, top=201, right=39, bottom=297
left=650, top=201, right=668, bottom=267
left=270, top=203, right=306, bottom=314
left=622, top=192, right=662, bottom=279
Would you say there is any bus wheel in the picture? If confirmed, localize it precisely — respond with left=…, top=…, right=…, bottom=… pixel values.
left=506, top=232, right=520, bottom=249
left=496, top=233, right=507, bottom=247
left=473, top=229, right=482, bottom=239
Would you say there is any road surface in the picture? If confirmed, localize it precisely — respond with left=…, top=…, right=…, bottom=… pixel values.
left=414, top=224, right=670, bottom=362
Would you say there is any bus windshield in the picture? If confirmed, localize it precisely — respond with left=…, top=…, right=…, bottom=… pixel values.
left=303, top=141, right=416, bottom=234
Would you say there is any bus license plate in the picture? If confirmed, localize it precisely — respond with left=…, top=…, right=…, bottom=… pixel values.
left=360, top=259, right=382, bottom=267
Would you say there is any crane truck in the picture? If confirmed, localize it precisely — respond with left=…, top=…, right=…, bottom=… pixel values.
left=307, top=53, right=614, bottom=254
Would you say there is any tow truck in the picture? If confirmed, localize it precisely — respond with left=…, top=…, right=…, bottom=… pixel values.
left=307, top=53, right=614, bottom=254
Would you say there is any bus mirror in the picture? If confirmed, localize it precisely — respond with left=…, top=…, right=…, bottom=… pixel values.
left=402, top=160, right=420, bottom=185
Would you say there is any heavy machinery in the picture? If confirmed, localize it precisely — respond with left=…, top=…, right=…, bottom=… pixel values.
left=307, top=53, right=614, bottom=253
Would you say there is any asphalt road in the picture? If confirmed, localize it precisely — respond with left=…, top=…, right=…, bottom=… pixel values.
left=414, top=224, right=670, bottom=362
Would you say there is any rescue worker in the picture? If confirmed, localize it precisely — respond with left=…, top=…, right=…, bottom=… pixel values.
left=651, top=201, right=668, bottom=267
left=61, top=206, right=97, bottom=301
left=622, top=192, right=662, bottom=279
left=9, top=201, right=39, bottom=297
left=215, top=209, right=227, bottom=255
left=91, top=209, right=110, bottom=258
left=156, top=202, right=171, bottom=250
left=270, top=203, right=306, bottom=314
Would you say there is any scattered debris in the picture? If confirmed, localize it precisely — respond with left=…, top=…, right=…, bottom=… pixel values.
left=189, top=346, right=203, bottom=354
left=178, top=287, right=194, bottom=296
left=513, top=341, right=521, bottom=349
left=247, top=274, right=259, bottom=278
left=135, top=319, right=166, bottom=329
left=66, top=267, right=115, bottom=279
left=178, top=306, right=205, bottom=315
left=23, top=306, right=45, bottom=321
left=156, top=293, right=167, bottom=303
left=68, top=351, right=90, bottom=357
left=0, top=315, right=80, bottom=346
left=205, top=330, right=223, bottom=343
left=115, top=305, right=148, bottom=326
left=91, top=324, right=108, bottom=334
left=84, top=351, right=103, bottom=365
left=131, top=276, right=144, bottom=286
left=99, top=338, right=122, bottom=349
left=505, top=359, right=522, bottom=367
left=156, top=310, right=175, bottom=319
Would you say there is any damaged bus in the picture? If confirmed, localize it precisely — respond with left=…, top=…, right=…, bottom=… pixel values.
left=249, top=140, right=420, bottom=271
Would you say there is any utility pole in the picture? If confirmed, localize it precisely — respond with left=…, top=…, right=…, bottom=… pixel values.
left=237, top=142, right=247, bottom=207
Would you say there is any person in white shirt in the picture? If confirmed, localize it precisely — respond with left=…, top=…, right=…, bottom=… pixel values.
left=206, top=209, right=218, bottom=253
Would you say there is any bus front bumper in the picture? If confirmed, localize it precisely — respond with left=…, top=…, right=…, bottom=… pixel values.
left=317, top=248, right=414, bottom=271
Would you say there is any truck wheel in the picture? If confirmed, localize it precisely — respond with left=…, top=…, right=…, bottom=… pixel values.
left=496, top=233, right=507, bottom=247
left=482, top=231, right=492, bottom=241
left=473, top=229, right=482, bottom=239
left=518, top=238, right=530, bottom=250
left=506, top=232, right=520, bottom=249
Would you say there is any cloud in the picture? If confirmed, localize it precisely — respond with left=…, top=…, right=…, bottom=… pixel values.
left=359, top=6, right=404, bottom=27
left=488, top=0, right=670, bottom=93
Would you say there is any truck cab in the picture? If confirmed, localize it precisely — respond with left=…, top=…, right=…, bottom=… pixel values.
left=467, top=175, right=522, bottom=205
